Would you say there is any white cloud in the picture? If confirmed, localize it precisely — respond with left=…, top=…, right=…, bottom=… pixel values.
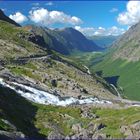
left=29, top=8, right=82, bottom=25
left=45, top=2, right=54, bottom=6
left=75, top=26, right=125, bottom=36
left=9, top=12, right=28, bottom=23
left=117, top=1, right=140, bottom=25
left=110, top=8, right=118, bottom=13
left=75, top=26, right=95, bottom=36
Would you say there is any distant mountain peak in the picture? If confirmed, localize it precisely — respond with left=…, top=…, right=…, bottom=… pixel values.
left=0, top=9, right=20, bottom=27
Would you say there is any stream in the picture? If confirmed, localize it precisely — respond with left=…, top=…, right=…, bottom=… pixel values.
left=0, top=78, right=112, bottom=106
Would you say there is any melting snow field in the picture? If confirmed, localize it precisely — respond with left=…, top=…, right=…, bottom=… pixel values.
left=0, top=78, right=112, bottom=106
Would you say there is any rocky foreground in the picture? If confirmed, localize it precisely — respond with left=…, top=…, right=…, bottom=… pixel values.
left=0, top=69, right=140, bottom=139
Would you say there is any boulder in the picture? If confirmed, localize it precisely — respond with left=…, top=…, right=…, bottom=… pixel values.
left=0, top=130, right=25, bottom=140
left=51, top=79, right=57, bottom=87
left=47, top=131, right=64, bottom=139
left=120, top=125, right=133, bottom=137
left=72, top=123, right=82, bottom=134
left=92, top=132, right=106, bottom=139
left=97, top=123, right=106, bottom=130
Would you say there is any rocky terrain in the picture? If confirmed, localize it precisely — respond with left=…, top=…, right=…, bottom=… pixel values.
left=0, top=9, right=140, bottom=139
left=112, top=21, right=140, bottom=62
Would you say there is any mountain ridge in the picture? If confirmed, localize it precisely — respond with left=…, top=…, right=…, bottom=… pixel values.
left=24, top=25, right=103, bottom=55
left=92, top=21, right=140, bottom=101
left=88, top=35, right=119, bottom=48
left=0, top=9, right=20, bottom=27
left=0, top=9, right=140, bottom=139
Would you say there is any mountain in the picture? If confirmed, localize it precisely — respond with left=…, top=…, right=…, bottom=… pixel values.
left=55, top=27, right=102, bottom=52
left=24, top=25, right=102, bottom=55
left=0, top=10, right=118, bottom=139
left=88, top=35, right=119, bottom=48
left=0, top=9, right=20, bottom=27
left=0, top=10, right=140, bottom=139
left=91, top=21, right=140, bottom=101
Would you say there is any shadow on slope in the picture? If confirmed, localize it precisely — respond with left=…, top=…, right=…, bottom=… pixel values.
left=0, top=86, right=46, bottom=139
left=96, top=71, right=120, bottom=87
left=104, top=76, right=120, bottom=87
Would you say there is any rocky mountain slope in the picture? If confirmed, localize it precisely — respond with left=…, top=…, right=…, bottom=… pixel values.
left=112, top=22, right=140, bottom=61
left=88, top=35, right=119, bottom=48
left=91, top=21, right=140, bottom=101
left=24, top=25, right=102, bottom=55
left=0, top=9, right=140, bottom=139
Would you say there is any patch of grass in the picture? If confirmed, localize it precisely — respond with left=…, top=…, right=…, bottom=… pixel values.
left=25, top=61, right=38, bottom=70
left=92, top=107, right=140, bottom=138
left=92, top=57, right=140, bottom=101
left=0, top=20, right=44, bottom=60
left=9, top=66, right=41, bottom=81
left=0, top=119, right=12, bottom=131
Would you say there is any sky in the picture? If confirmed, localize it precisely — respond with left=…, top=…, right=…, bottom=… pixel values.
left=0, top=1, right=140, bottom=36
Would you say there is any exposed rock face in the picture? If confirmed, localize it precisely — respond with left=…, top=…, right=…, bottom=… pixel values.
left=0, top=9, right=20, bottom=27
left=0, top=130, right=25, bottom=140
left=47, top=131, right=64, bottom=139
left=111, top=21, right=140, bottom=62
left=97, top=123, right=106, bottom=130
left=92, top=132, right=107, bottom=139
left=18, top=32, right=48, bottom=49
left=51, top=79, right=57, bottom=87
left=72, top=123, right=82, bottom=134
left=120, top=121, right=140, bottom=139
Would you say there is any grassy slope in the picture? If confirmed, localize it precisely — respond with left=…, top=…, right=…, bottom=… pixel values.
left=67, top=51, right=103, bottom=67
left=0, top=86, right=140, bottom=139
left=93, top=107, right=140, bottom=138
left=91, top=56, right=140, bottom=100
left=69, top=50, right=140, bottom=101
left=0, top=20, right=44, bottom=60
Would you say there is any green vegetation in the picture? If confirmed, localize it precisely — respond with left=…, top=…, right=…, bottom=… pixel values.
left=0, top=119, right=12, bottom=131
left=0, top=86, right=140, bottom=139
left=0, top=86, right=44, bottom=138
left=92, top=107, right=140, bottom=138
left=0, top=20, right=44, bottom=60
left=8, top=65, right=42, bottom=81
left=91, top=57, right=140, bottom=100
left=68, top=51, right=103, bottom=68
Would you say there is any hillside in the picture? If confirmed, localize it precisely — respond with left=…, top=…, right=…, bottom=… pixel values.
left=0, top=9, right=140, bottom=139
left=24, top=25, right=102, bottom=55
left=0, top=9, right=117, bottom=101
left=1, top=86, right=140, bottom=139
left=88, top=35, right=119, bottom=48
left=91, top=21, right=140, bottom=101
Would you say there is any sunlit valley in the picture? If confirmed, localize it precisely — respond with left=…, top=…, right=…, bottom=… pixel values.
left=0, top=1, right=140, bottom=139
